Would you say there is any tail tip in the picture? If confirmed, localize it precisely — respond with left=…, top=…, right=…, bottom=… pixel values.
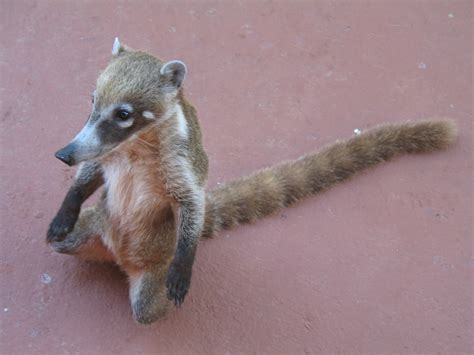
left=432, top=118, right=458, bottom=149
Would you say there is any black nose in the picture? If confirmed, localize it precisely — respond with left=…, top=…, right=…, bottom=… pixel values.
left=54, top=145, right=75, bottom=166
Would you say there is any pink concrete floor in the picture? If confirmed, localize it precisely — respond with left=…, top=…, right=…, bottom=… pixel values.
left=1, top=1, right=472, bottom=354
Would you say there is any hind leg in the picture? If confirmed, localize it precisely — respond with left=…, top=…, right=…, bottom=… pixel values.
left=128, top=263, right=174, bottom=324
left=49, top=205, right=114, bottom=262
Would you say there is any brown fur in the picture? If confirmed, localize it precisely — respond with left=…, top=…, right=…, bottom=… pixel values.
left=203, top=119, right=457, bottom=237
left=48, top=41, right=457, bottom=324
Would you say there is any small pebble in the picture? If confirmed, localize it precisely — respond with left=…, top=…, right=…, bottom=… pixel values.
left=418, top=62, right=427, bottom=69
left=41, top=273, right=52, bottom=285
left=354, top=128, right=361, bottom=135
left=448, top=13, right=454, bottom=18
left=3, top=308, right=8, bottom=312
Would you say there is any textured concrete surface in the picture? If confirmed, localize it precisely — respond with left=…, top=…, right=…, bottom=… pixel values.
left=0, top=1, right=472, bottom=354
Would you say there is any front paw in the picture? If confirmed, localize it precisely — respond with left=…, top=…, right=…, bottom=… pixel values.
left=46, top=211, right=78, bottom=243
left=166, top=262, right=192, bottom=307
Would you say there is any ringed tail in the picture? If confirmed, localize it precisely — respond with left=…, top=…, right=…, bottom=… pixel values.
left=202, top=119, right=457, bottom=238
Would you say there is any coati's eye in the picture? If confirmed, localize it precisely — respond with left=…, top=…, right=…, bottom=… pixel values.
left=116, top=109, right=130, bottom=120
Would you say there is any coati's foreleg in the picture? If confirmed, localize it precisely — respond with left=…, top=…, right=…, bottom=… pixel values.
left=129, top=263, right=173, bottom=324
left=49, top=205, right=114, bottom=262
left=47, top=161, right=103, bottom=243
left=166, top=172, right=205, bottom=306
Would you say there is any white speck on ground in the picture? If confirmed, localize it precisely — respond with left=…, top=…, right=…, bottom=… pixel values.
left=260, top=41, right=273, bottom=50
left=240, top=23, right=253, bottom=36
left=418, top=62, right=427, bottom=69
left=449, top=104, right=455, bottom=109
left=30, top=329, right=40, bottom=337
left=354, top=128, right=361, bottom=135
left=41, top=273, right=52, bottom=285
left=433, top=256, right=455, bottom=271
left=4, top=308, right=8, bottom=312
left=448, top=13, right=454, bottom=18
left=34, top=212, right=44, bottom=219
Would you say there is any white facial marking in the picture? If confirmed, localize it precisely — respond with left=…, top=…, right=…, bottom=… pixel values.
left=115, top=103, right=134, bottom=128
left=112, top=37, right=121, bottom=56
left=122, top=103, right=133, bottom=112
left=142, top=111, right=155, bottom=119
left=175, top=104, right=188, bottom=140
left=117, top=118, right=134, bottom=128
left=72, top=120, right=100, bottom=148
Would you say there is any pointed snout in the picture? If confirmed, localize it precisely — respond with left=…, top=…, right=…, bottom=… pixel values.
left=54, top=143, right=77, bottom=166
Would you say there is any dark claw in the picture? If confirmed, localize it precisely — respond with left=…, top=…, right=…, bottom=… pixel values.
left=46, top=210, right=78, bottom=243
left=166, top=263, right=191, bottom=307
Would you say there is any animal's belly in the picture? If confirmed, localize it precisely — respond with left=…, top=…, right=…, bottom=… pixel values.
left=102, top=199, right=177, bottom=270
left=101, top=166, right=177, bottom=270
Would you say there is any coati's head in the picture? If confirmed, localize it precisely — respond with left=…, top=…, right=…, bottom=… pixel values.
left=55, top=38, right=187, bottom=166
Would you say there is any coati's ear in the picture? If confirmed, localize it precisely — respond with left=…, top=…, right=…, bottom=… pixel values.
left=159, top=60, right=187, bottom=92
left=111, top=37, right=130, bottom=57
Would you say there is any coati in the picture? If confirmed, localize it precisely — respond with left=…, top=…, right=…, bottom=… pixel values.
left=47, top=38, right=457, bottom=324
